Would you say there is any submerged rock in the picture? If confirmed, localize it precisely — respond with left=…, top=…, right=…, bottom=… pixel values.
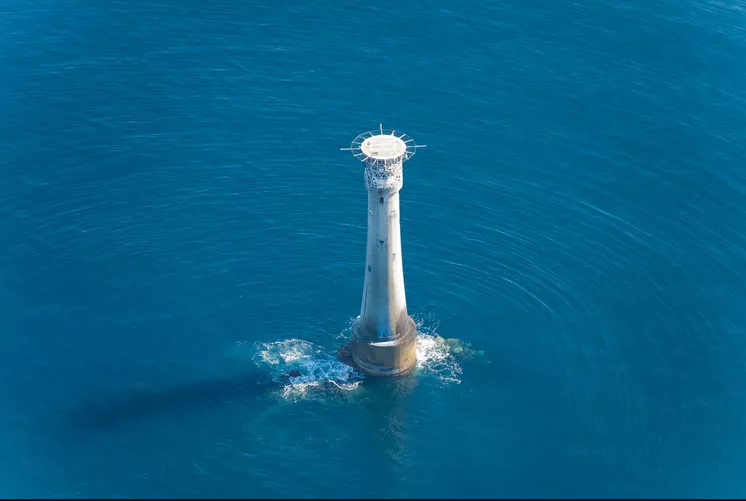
left=336, top=342, right=355, bottom=368
left=442, top=337, right=485, bottom=359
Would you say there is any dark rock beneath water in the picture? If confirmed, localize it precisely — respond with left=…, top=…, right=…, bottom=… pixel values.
left=337, top=342, right=355, bottom=368
left=288, top=369, right=302, bottom=378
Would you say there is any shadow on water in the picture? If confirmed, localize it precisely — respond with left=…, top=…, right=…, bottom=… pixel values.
left=63, top=334, right=478, bottom=435
left=64, top=367, right=377, bottom=433
left=65, top=369, right=282, bottom=432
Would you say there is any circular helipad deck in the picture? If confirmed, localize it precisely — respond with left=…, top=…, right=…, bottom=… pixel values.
left=360, top=134, right=407, bottom=161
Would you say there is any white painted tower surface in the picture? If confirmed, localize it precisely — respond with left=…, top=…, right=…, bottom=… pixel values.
left=340, top=125, right=425, bottom=377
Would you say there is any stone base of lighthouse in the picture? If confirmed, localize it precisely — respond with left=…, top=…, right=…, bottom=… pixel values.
left=338, top=315, right=417, bottom=377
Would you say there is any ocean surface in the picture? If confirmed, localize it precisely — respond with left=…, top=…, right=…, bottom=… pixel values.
left=2, top=0, right=746, bottom=498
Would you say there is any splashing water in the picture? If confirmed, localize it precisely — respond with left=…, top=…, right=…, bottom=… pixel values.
left=251, top=339, right=364, bottom=401
left=335, top=316, right=470, bottom=383
left=240, top=319, right=484, bottom=400
left=415, top=333, right=464, bottom=384
left=412, top=318, right=485, bottom=385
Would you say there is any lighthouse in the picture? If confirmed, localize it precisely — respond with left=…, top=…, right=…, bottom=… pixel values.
left=340, top=125, right=425, bottom=377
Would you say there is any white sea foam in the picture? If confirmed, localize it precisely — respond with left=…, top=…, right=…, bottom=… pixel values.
left=251, top=338, right=363, bottom=401
left=242, top=318, right=483, bottom=400
left=412, top=318, right=485, bottom=385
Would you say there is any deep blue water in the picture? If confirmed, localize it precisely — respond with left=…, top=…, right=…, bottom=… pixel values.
left=3, top=0, right=746, bottom=497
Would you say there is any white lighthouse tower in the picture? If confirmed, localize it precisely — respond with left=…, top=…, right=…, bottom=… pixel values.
left=340, top=125, right=425, bottom=377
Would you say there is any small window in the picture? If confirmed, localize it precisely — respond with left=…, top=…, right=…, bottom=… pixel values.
left=379, top=197, right=384, bottom=205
